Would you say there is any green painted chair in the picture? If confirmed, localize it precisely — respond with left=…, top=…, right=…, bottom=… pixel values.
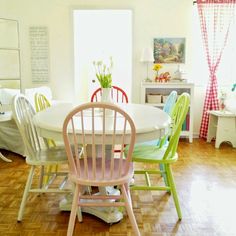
left=125, top=92, right=190, bottom=220
left=133, top=91, right=178, bottom=186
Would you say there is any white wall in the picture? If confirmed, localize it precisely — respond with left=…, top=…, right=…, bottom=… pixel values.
left=0, top=0, right=207, bottom=136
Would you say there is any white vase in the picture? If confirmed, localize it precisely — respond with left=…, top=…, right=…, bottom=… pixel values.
left=101, top=88, right=113, bottom=103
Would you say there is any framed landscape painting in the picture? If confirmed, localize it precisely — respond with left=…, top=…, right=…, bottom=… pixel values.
left=153, top=38, right=185, bottom=64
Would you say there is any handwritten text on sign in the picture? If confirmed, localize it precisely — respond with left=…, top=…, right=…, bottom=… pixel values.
left=29, top=26, right=49, bottom=82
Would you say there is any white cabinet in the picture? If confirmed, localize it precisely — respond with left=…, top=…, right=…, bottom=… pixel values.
left=140, top=82, right=194, bottom=142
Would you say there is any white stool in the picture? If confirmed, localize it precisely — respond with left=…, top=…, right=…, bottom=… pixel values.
left=207, top=110, right=236, bottom=148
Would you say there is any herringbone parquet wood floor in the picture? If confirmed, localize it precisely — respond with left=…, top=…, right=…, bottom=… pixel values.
left=1, top=139, right=236, bottom=236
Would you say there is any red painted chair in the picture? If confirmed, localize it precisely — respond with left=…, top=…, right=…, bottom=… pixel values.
left=91, top=86, right=128, bottom=153
left=90, top=86, right=128, bottom=103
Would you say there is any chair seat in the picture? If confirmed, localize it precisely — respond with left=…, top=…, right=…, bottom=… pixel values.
left=26, top=146, right=68, bottom=165
left=134, top=139, right=169, bottom=148
left=69, top=158, right=134, bottom=186
left=134, top=139, right=159, bottom=147
left=126, top=145, right=178, bottom=164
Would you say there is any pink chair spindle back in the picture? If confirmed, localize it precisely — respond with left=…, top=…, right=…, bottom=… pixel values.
left=63, top=102, right=136, bottom=184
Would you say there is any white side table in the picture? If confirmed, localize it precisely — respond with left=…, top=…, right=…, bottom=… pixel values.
left=207, top=110, right=236, bottom=148
left=0, top=111, right=13, bottom=162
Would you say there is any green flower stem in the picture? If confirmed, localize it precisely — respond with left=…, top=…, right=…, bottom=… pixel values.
left=93, top=57, right=113, bottom=88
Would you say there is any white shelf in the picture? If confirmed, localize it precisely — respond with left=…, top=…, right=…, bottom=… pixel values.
left=140, top=82, right=194, bottom=143
left=181, top=130, right=190, bottom=136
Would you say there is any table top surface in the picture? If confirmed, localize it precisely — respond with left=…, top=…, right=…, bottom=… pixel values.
left=33, top=102, right=171, bottom=142
left=208, top=110, right=236, bottom=117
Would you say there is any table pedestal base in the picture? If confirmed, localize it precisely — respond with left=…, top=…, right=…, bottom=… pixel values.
left=59, top=187, right=123, bottom=224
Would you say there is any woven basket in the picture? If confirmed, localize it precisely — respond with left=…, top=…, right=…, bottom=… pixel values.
left=147, top=94, right=162, bottom=104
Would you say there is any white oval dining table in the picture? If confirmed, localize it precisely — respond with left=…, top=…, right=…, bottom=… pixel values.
left=33, top=102, right=171, bottom=143
left=33, top=102, right=171, bottom=224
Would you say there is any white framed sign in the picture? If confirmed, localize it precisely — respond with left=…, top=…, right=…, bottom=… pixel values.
left=29, top=26, right=49, bottom=82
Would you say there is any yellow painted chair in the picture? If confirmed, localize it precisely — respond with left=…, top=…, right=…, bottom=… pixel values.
left=34, top=93, right=58, bottom=187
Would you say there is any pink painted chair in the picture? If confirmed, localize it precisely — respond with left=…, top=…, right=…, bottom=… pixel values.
left=63, top=102, right=140, bottom=236
left=90, top=86, right=128, bottom=103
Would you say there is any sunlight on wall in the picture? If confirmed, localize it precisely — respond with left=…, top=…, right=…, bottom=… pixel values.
left=73, top=10, right=132, bottom=102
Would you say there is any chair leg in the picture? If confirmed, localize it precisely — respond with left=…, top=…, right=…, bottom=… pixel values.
left=72, top=183, right=83, bottom=222
left=44, top=165, right=53, bottom=186
left=120, top=185, right=140, bottom=236
left=165, top=164, right=182, bottom=220
left=67, top=184, right=80, bottom=236
left=159, top=163, right=170, bottom=190
left=17, top=166, right=35, bottom=222
left=124, top=183, right=132, bottom=205
left=38, top=166, right=44, bottom=189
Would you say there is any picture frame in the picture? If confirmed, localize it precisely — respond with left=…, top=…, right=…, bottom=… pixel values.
left=153, top=37, right=185, bottom=64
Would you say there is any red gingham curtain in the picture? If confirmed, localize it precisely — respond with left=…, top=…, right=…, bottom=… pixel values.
left=197, top=0, right=235, bottom=139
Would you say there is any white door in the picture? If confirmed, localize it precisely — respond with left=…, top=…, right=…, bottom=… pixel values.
left=73, top=9, right=132, bottom=102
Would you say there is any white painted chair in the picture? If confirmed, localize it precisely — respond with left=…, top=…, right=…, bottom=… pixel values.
left=63, top=102, right=140, bottom=236
left=12, top=94, right=71, bottom=222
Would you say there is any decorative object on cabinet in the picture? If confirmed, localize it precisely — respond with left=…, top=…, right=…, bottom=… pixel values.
left=153, top=38, right=185, bottom=64
left=172, top=64, right=187, bottom=82
left=153, top=63, right=163, bottom=81
left=140, top=47, right=154, bottom=82
left=155, top=72, right=171, bottom=83
left=140, top=82, right=194, bottom=142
